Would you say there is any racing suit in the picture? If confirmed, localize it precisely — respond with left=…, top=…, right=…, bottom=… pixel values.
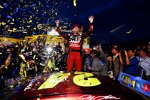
left=57, top=23, right=93, bottom=71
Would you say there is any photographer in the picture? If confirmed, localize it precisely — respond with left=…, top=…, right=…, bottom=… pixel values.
left=88, top=50, right=102, bottom=75
left=97, top=44, right=109, bottom=76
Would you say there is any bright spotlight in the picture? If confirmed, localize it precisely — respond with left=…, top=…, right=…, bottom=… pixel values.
left=47, top=28, right=59, bottom=35
left=46, top=47, right=53, bottom=53
left=93, top=47, right=96, bottom=50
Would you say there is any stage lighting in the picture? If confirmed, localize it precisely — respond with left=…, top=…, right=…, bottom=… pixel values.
left=46, top=47, right=53, bottom=53
left=47, top=28, right=59, bottom=35
left=93, top=47, right=96, bottom=50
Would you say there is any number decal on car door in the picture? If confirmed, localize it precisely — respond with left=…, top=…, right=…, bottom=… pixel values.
left=73, top=72, right=101, bottom=87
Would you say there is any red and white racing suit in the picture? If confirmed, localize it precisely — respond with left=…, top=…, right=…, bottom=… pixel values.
left=57, top=23, right=93, bottom=71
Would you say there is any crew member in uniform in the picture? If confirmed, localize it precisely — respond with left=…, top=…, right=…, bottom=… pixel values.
left=56, top=16, right=94, bottom=71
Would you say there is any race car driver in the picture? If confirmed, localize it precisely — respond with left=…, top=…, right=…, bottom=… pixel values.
left=56, top=16, right=94, bottom=71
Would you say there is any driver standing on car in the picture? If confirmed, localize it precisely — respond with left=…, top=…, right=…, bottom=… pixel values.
left=56, top=16, right=94, bottom=71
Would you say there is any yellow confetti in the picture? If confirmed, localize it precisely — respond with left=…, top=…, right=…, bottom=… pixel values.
left=2, top=22, right=6, bottom=25
left=38, top=1, right=41, bottom=6
left=73, top=0, right=77, bottom=7
left=10, top=22, right=14, bottom=24
left=8, top=29, right=13, bottom=32
left=29, top=20, right=32, bottom=23
left=0, top=5, right=3, bottom=8
left=13, top=28, right=17, bottom=31
left=30, top=16, right=33, bottom=18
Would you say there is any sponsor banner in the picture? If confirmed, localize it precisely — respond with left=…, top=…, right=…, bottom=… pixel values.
left=118, top=72, right=150, bottom=97
left=0, top=37, right=20, bottom=46
left=25, top=35, right=43, bottom=43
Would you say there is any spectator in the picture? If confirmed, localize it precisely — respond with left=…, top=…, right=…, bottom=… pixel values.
left=55, top=42, right=63, bottom=54
left=88, top=51, right=101, bottom=75
left=107, top=55, right=113, bottom=71
left=3, top=49, right=13, bottom=79
left=138, top=48, right=150, bottom=80
left=83, top=51, right=93, bottom=72
left=124, top=49, right=139, bottom=76
left=148, top=42, right=150, bottom=57
left=98, top=45, right=109, bottom=76
left=88, top=49, right=108, bottom=76
left=111, top=45, right=124, bottom=80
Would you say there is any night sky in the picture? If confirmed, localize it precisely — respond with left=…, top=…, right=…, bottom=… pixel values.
left=0, top=0, right=150, bottom=44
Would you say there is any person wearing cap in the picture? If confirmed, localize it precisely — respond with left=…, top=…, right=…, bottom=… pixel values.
left=56, top=16, right=94, bottom=71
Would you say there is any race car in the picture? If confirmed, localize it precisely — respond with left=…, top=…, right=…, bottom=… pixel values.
left=13, top=72, right=149, bottom=100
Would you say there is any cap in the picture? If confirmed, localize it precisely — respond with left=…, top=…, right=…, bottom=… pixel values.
left=73, top=24, right=80, bottom=29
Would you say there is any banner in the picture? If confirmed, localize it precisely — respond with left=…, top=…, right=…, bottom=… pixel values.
left=118, top=72, right=150, bottom=97
left=0, top=37, right=20, bottom=46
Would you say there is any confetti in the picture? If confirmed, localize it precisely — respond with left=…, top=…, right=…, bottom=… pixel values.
left=0, top=5, right=3, bottom=8
left=4, top=3, right=8, bottom=8
left=16, top=8, right=19, bottom=12
left=10, top=22, right=14, bottom=25
left=0, top=0, right=72, bottom=31
left=29, top=20, right=32, bottom=23
left=7, top=15, right=12, bottom=19
left=73, top=0, right=77, bottom=7
left=30, top=4, right=36, bottom=8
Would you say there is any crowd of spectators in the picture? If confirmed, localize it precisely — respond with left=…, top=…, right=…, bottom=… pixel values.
left=83, top=42, right=150, bottom=81
left=0, top=35, right=66, bottom=93
left=0, top=35, right=150, bottom=96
